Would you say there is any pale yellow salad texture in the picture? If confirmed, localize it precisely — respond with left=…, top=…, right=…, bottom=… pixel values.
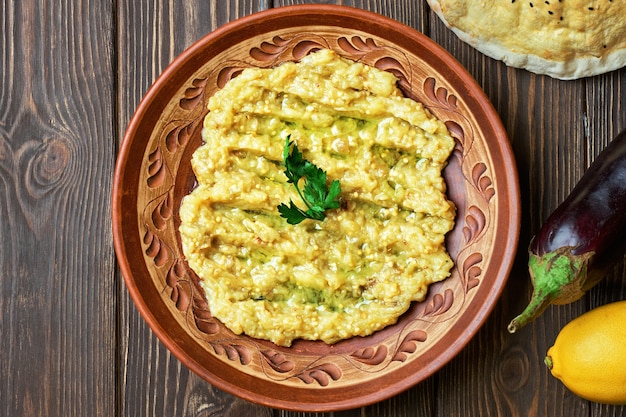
left=179, top=49, right=456, bottom=347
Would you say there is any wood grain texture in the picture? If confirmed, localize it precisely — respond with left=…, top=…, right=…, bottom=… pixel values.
left=0, top=1, right=116, bottom=416
left=275, top=0, right=426, bottom=32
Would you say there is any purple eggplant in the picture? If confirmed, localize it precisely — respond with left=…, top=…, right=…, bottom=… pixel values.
left=508, top=127, right=626, bottom=333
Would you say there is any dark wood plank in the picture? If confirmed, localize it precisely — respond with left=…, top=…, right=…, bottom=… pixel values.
left=275, top=0, right=426, bottom=31
left=116, top=1, right=275, bottom=416
left=0, top=0, right=117, bottom=416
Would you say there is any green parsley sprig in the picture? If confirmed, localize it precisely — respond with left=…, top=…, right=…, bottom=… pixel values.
left=278, top=136, right=341, bottom=225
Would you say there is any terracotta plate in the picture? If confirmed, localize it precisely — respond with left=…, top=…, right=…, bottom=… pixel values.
left=112, top=5, right=520, bottom=412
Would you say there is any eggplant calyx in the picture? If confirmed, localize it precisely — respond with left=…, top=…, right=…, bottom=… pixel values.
left=507, top=247, right=593, bottom=334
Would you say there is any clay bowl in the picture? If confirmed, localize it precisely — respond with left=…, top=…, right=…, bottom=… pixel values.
left=112, top=4, right=520, bottom=412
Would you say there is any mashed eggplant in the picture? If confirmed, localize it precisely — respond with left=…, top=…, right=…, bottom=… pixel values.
left=179, top=49, right=456, bottom=347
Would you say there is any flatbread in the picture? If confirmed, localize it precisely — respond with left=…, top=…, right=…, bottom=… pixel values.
left=427, top=0, right=626, bottom=79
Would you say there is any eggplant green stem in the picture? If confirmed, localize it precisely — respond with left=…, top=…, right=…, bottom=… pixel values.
left=507, top=248, right=592, bottom=333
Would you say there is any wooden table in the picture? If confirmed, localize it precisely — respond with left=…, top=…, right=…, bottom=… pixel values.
left=2, top=1, right=625, bottom=416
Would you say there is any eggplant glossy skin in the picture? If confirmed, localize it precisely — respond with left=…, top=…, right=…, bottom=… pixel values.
left=533, top=128, right=626, bottom=261
left=532, top=128, right=626, bottom=274
left=509, top=127, right=626, bottom=333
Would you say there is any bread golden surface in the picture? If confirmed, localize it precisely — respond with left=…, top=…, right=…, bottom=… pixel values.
left=427, top=0, right=626, bottom=79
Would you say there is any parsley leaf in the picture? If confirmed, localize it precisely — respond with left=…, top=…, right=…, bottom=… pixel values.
left=278, top=136, right=341, bottom=225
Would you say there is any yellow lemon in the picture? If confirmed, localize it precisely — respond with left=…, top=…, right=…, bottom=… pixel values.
left=545, top=300, right=626, bottom=404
